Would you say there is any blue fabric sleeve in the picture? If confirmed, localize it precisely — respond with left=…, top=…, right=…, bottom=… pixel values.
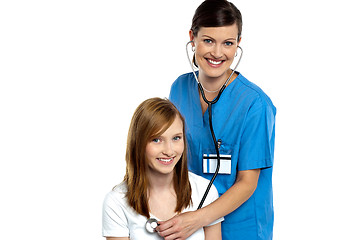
left=237, top=96, right=276, bottom=171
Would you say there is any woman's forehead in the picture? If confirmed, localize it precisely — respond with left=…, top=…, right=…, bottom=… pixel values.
left=197, top=23, right=239, bottom=39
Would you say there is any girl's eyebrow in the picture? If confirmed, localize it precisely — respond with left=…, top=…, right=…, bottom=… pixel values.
left=156, top=132, right=183, bottom=138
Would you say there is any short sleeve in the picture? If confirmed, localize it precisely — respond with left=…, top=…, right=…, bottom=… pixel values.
left=169, top=74, right=185, bottom=110
left=102, top=191, right=130, bottom=237
left=238, top=96, right=276, bottom=171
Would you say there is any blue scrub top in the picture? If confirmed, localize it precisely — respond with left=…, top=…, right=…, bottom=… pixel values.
left=169, top=72, right=276, bottom=240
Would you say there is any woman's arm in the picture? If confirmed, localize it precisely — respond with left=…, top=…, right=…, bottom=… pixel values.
left=157, top=169, right=260, bottom=240
left=204, top=222, right=222, bottom=240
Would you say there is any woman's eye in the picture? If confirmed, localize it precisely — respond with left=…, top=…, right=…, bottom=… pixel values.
left=204, top=39, right=213, bottom=44
left=225, top=41, right=234, bottom=46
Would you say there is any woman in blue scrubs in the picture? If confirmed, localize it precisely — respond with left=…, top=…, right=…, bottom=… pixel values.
left=157, top=1, right=276, bottom=240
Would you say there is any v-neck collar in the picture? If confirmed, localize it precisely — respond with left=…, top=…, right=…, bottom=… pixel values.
left=190, top=71, right=240, bottom=126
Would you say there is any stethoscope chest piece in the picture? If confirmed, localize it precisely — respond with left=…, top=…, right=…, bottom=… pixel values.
left=145, top=218, right=159, bottom=233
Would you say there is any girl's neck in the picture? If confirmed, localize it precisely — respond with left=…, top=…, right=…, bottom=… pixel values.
left=147, top=170, right=174, bottom=192
left=147, top=171, right=177, bottom=220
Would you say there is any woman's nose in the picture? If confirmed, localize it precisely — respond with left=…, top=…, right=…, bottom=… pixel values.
left=211, top=44, right=223, bottom=58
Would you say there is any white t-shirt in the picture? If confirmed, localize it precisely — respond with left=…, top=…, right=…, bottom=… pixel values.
left=102, top=172, right=223, bottom=239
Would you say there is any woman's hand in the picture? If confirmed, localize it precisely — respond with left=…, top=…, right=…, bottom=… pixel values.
left=156, top=210, right=205, bottom=240
left=157, top=170, right=260, bottom=239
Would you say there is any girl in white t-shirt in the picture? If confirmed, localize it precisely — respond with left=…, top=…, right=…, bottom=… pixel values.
left=102, top=98, right=223, bottom=240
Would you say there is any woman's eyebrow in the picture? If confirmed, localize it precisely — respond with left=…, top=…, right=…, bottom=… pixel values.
left=201, top=34, right=215, bottom=40
left=201, top=35, right=237, bottom=41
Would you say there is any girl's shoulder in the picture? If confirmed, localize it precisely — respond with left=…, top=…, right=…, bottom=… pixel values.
left=188, top=171, right=212, bottom=190
left=105, top=182, right=128, bottom=203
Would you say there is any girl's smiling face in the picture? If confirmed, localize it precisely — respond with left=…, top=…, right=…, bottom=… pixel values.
left=145, top=115, right=184, bottom=177
left=190, top=23, right=240, bottom=81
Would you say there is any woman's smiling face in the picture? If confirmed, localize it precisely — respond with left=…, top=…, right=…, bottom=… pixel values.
left=190, top=23, right=240, bottom=80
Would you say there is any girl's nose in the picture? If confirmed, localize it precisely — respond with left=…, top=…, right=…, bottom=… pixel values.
left=162, top=141, right=174, bottom=156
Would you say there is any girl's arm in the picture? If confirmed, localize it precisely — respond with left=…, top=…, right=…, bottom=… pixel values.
left=204, top=222, right=222, bottom=240
left=106, top=238, right=129, bottom=240
left=157, top=169, right=260, bottom=240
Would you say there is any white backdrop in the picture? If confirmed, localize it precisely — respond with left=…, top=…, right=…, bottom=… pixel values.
left=1, top=0, right=360, bottom=239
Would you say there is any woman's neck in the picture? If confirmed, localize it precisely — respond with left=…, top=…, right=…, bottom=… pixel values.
left=198, top=69, right=234, bottom=92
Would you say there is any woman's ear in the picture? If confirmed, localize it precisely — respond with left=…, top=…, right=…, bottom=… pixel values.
left=237, top=36, right=242, bottom=46
left=189, top=30, right=195, bottom=46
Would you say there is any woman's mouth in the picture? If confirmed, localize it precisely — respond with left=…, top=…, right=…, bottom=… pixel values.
left=206, top=58, right=224, bottom=67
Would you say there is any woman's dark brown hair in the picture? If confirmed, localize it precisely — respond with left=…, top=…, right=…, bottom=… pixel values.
left=123, top=97, right=192, bottom=218
left=191, top=0, right=243, bottom=41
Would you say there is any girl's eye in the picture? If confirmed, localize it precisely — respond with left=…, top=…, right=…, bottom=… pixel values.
left=152, top=138, right=161, bottom=143
left=173, top=136, right=182, bottom=141
left=225, top=41, right=234, bottom=46
left=204, top=39, right=213, bottom=44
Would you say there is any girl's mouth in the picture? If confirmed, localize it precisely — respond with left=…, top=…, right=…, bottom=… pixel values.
left=157, top=157, right=174, bottom=165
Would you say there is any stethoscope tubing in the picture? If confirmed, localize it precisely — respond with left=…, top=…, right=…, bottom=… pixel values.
left=185, top=41, right=243, bottom=209
left=186, top=40, right=243, bottom=103
left=196, top=101, right=221, bottom=209
left=145, top=41, right=243, bottom=234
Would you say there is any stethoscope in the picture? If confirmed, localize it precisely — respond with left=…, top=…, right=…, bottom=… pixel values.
left=145, top=40, right=243, bottom=233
